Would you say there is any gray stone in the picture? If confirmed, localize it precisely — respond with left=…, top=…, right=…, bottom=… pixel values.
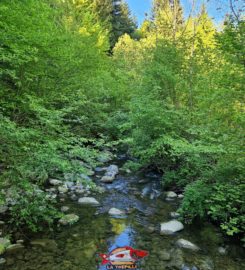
left=101, top=165, right=119, bottom=183
left=64, top=181, right=74, bottom=188
left=78, top=197, right=100, bottom=206
left=70, top=194, right=77, bottom=201
left=59, top=214, right=79, bottom=225
left=176, top=239, right=200, bottom=251
left=218, top=246, right=227, bottom=255
left=170, top=212, right=180, bottom=219
left=160, top=220, right=184, bottom=235
left=0, top=221, right=5, bottom=225
left=108, top=208, right=125, bottom=216
left=75, top=188, right=85, bottom=195
left=95, top=167, right=107, bottom=172
left=58, top=186, right=68, bottom=193
left=182, top=266, right=191, bottom=270
left=49, top=179, right=62, bottom=186
left=178, top=194, right=184, bottom=199
left=101, top=175, right=115, bottom=183
left=61, top=206, right=70, bottom=213
left=166, top=191, right=177, bottom=199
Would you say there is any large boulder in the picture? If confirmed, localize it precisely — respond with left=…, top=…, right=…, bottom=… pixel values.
left=78, top=197, right=100, bottom=206
left=176, top=239, right=200, bottom=251
left=59, top=214, right=79, bottom=226
left=160, top=220, right=184, bottom=235
left=101, top=165, right=119, bottom=183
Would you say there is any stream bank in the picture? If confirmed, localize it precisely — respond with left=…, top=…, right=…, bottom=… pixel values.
left=0, top=155, right=244, bottom=270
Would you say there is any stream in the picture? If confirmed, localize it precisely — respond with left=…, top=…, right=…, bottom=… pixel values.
left=1, top=157, right=244, bottom=270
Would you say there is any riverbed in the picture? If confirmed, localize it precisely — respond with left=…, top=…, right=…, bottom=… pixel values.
left=1, top=159, right=244, bottom=270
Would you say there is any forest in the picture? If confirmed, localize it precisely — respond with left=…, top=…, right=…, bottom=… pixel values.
left=0, top=0, right=244, bottom=253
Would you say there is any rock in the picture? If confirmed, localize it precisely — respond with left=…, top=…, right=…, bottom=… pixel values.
left=192, top=267, right=198, bottom=270
left=176, top=239, right=200, bottom=251
left=0, top=221, right=5, bottom=225
left=101, top=165, right=119, bottom=183
left=31, top=239, right=58, bottom=252
left=96, top=186, right=106, bottom=194
left=59, top=214, right=79, bottom=225
left=78, top=197, right=100, bottom=206
left=64, top=181, right=74, bottom=188
left=0, top=205, right=8, bottom=214
left=218, top=246, right=227, bottom=255
left=58, top=186, right=68, bottom=193
left=199, top=258, right=214, bottom=270
left=75, top=188, right=85, bottom=195
left=182, top=266, right=191, bottom=270
left=108, top=208, right=125, bottom=216
left=70, top=194, right=77, bottom=201
left=158, top=250, right=171, bottom=261
left=16, top=240, right=24, bottom=244
left=170, top=212, right=180, bottom=219
left=178, top=194, right=184, bottom=199
left=166, top=191, right=177, bottom=199
left=6, top=244, right=24, bottom=253
left=169, top=249, right=184, bottom=269
left=160, top=220, right=184, bottom=235
left=146, top=225, right=155, bottom=233
left=49, top=179, right=62, bottom=186
left=95, top=167, right=107, bottom=172
left=138, top=179, right=149, bottom=184
left=0, top=237, right=11, bottom=255
left=141, top=184, right=151, bottom=197
left=101, top=175, right=115, bottom=183
left=61, top=206, right=70, bottom=213
left=0, top=258, right=6, bottom=265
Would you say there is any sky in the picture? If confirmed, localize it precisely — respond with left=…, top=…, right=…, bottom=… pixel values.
left=125, top=0, right=233, bottom=26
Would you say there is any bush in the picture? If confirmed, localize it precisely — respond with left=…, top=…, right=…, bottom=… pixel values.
left=207, top=182, right=245, bottom=236
left=9, top=182, right=61, bottom=232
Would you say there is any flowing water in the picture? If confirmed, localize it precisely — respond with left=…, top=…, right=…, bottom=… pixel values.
left=1, top=159, right=244, bottom=270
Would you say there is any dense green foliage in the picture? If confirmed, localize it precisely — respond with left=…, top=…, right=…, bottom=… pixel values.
left=0, top=0, right=244, bottom=238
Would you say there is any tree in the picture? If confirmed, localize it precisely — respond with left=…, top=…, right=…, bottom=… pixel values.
left=152, top=0, right=184, bottom=41
left=110, top=0, right=137, bottom=48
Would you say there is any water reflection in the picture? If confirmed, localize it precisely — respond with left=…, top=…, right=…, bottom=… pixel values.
left=98, top=221, right=136, bottom=270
